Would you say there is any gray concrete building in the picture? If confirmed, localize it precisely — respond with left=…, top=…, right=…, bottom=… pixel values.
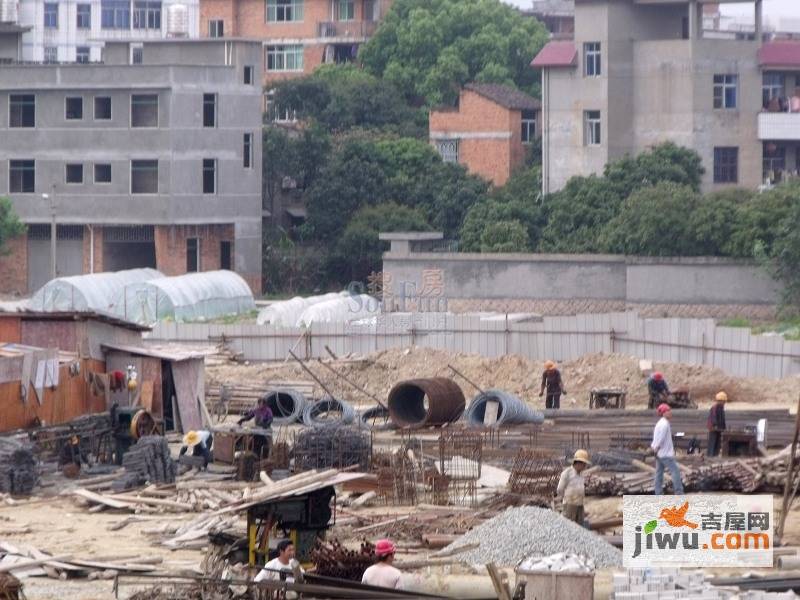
left=533, top=0, right=800, bottom=194
left=0, top=35, right=263, bottom=294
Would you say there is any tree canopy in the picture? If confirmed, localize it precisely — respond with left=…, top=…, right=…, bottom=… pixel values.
left=0, top=197, right=24, bottom=254
left=360, top=0, right=549, bottom=106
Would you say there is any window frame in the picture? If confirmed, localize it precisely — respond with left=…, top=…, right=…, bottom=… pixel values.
left=76, top=3, right=91, bottom=28
left=220, top=240, right=232, bottom=270
left=762, top=73, right=785, bottom=108
left=101, top=0, right=130, bottom=29
left=130, top=159, right=159, bottom=194
left=266, top=44, right=304, bottom=72
left=243, top=65, right=254, bottom=85
left=94, top=163, right=112, bottom=184
left=713, top=146, right=738, bottom=184
left=65, top=163, right=84, bottom=184
left=434, top=139, right=459, bottom=164
left=44, top=2, right=59, bottom=28
left=76, top=46, right=90, bottom=63
left=43, top=46, right=58, bottom=63
left=203, top=93, right=217, bottom=128
left=9, top=94, right=35, bottom=128
left=336, top=0, right=354, bottom=21
left=521, top=110, right=536, bottom=144
left=186, top=237, right=200, bottom=272
left=65, top=96, right=84, bottom=120
left=94, top=96, right=112, bottom=120
left=266, top=0, right=304, bottom=22
left=131, top=93, right=158, bottom=128
left=243, top=133, right=253, bottom=169
left=713, top=74, right=738, bottom=110
left=584, top=110, right=601, bottom=146
left=132, top=0, right=162, bottom=30
left=584, top=42, right=601, bottom=77
left=9, top=159, right=35, bottom=194
left=202, top=158, right=217, bottom=194
left=208, top=19, right=224, bottom=37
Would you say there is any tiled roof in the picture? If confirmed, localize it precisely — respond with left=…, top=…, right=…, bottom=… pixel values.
left=759, top=41, right=800, bottom=68
left=463, top=83, right=541, bottom=111
left=531, top=41, right=577, bottom=68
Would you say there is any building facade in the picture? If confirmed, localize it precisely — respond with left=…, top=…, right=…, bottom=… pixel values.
left=1, top=0, right=200, bottom=63
left=429, top=83, right=541, bottom=187
left=198, top=0, right=392, bottom=99
left=0, top=36, right=263, bottom=294
left=533, top=0, right=800, bottom=194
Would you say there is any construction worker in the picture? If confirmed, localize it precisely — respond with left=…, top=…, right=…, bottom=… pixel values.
left=707, top=391, right=728, bottom=457
left=179, top=430, right=213, bottom=469
left=539, top=360, right=566, bottom=409
left=254, top=539, right=302, bottom=583
left=238, top=395, right=274, bottom=459
left=58, top=435, right=89, bottom=478
left=651, top=403, right=684, bottom=495
left=647, top=372, right=670, bottom=409
left=362, top=539, right=402, bottom=590
left=556, top=449, right=591, bottom=525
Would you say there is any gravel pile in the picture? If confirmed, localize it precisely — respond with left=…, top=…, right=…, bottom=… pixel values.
left=442, top=506, right=622, bottom=568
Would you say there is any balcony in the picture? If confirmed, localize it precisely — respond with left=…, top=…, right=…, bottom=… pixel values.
left=318, top=21, right=377, bottom=39
left=758, top=111, right=800, bottom=141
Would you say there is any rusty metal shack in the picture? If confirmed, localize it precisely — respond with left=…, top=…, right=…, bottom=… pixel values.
left=0, top=311, right=148, bottom=432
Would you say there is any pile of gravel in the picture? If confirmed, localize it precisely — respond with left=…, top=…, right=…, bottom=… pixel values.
left=442, top=506, right=622, bottom=568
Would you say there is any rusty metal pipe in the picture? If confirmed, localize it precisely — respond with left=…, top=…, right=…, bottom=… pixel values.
left=387, top=378, right=465, bottom=428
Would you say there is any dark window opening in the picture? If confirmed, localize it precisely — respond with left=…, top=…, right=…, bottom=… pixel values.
left=220, top=241, right=232, bottom=270
left=186, top=238, right=199, bottom=272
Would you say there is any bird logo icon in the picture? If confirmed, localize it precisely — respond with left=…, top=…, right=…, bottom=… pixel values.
left=658, top=501, right=698, bottom=529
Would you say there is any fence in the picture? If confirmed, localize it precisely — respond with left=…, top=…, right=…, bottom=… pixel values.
left=146, top=311, right=800, bottom=380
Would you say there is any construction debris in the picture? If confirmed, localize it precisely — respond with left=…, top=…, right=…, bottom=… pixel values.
left=312, top=539, right=375, bottom=581
left=113, top=436, right=176, bottom=490
left=294, top=426, right=371, bottom=472
left=0, top=440, right=37, bottom=495
left=518, top=552, right=595, bottom=573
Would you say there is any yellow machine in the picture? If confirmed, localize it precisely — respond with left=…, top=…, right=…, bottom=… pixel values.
left=247, top=485, right=336, bottom=567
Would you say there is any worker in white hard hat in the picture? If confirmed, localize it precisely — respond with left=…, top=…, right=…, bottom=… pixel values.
left=556, top=449, right=591, bottom=525
left=706, top=391, right=728, bottom=457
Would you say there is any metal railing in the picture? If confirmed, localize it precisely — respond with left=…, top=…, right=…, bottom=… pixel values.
left=318, top=20, right=377, bottom=38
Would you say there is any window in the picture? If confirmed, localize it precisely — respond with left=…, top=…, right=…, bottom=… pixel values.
left=44, top=3, right=58, bottom=28
left=9, top=95, right=35, bottom=128
left=434, top=139, right=458, bottom=163
left=94, top=163, right=112, bottom=183
left=243, top=133, right=253, bottom=168
left=131, top=160, right=158, bottom=194
left=131, top=94, right=158, bottom=127
left=521, top=110, right=536, bottom=143
left=9, top=160, right=35, bottom=193
left=208, top=19, right=224, bottom=37
left=243, top=65, right=254, bottom=85
left=186, top=238, right=199, bottom=272
left=220, top=241, right=232, bottom=270
left=132, top=46, right=143, bottom=64
left=77, top=3, right=91, bottom=28
left=584, top=42, right=601, bottom=77
left=264, top=89, right=295, bottom=122
left=364, top=0, right=377, bottom=21
left=65, top=163, right=83, bottom=184
left=203, top=159, right=217, bottom=194
left=713, top=74, right=738, bottom=109
left=713, top=147, right=738, bottom=183
left=763, top=144, right=786, bottom=184
left=584, top=110, right=601, bottom=146
left=763, top=73, right=785, bottom=109
left=94, top=96, right=111, bottom=120
left=76, top=46, right=90, bottom=63
left=133, top=0, right=161, bottom=29
left=44, top=46, right=58, bottom=63
left=336, top=0, right=354, bottom=21
left=203, top=93, right=216, bottom=127
left=65, top=97, right=83, bottom=120
left=101, top=0, right=130, bottom=29
left=266, top=45, right=303, bottom=71
left=267, top=0, right=303, bottom=22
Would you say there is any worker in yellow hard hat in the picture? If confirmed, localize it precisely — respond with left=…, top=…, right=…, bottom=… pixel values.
left=539, top=360, right=566, bottom=410
left=179, top=430, right=213, bottom=469
left=556, top=449, right=590, bottom=525
left=707, top=391, right=728, bottom=457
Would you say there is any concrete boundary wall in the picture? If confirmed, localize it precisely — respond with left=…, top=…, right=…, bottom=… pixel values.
left=147, top=312, right=800, bottom=379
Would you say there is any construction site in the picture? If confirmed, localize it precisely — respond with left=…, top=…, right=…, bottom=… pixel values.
left=1, top=278, right=800, bottom=600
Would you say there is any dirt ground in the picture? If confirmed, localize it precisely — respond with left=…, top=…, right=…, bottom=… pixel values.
left=208, top=348, right=800, bottom=410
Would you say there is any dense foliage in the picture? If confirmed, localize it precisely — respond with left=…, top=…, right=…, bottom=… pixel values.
left=0, top=197, right=25, bottom=254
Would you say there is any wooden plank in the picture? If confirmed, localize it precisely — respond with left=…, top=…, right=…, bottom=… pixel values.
left=73, top=488, right=133, bottom=510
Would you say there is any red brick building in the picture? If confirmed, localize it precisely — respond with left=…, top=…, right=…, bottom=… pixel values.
left=429, top=84, right=541, bottom=187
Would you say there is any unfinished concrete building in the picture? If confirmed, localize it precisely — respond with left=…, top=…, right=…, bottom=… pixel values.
left=533, top=0, right=800, bottom=194
left=0, top=36, right=263, bottom=294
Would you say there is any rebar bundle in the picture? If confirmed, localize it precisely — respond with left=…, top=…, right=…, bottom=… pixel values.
left=301, top=397, right=356, bottom=428
left=293, top=426, right=371, bottom=472
left=508, top=449, right=563, bottom=497
left=465, top=389, right=544, bottom=427
left=311, top=539, right=376, bottom=582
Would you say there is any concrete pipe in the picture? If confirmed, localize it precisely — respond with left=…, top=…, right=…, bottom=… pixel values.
left=466, top=389, right=544, bottom=427
left=387, top=378, right=465, bottom=428
left=263, top=389, right=306, bottom=426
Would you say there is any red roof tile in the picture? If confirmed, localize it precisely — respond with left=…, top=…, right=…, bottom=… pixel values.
left=531, top=41, right=577, bottom=68
left=759, top=42, right=800, bottom=68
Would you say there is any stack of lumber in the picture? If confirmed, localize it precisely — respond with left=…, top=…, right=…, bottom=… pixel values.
left=0, top=439, right=37, bottom=495
left=112, top=436, right=176, bottom=491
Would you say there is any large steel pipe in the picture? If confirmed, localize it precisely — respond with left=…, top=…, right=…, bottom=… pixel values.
left=387, top=378, right=465, bottom=427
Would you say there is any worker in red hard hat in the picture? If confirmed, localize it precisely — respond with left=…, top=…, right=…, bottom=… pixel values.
left=362, top=539, right=402, bottom=589
left=650, top=403, right=684, bottom=495
left=646, top=371, right=670, bottom=409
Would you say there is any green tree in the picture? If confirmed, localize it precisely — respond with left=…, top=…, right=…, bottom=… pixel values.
left=331, top=202, right=432, bottom=283
left=360, top=0, right=549, bottom=105
left=727, top=182, right=800, bottom=259
left=480, top=219, right=530, bottom=252
left=687, top=188, right=753, bottom=256
left=766, top=199, right=800, bottom=311
left=600, top=182, right=702, bottom=256
left=0, top=197, right=24, bottom=254
left=603, top=142, right=705, bottom=198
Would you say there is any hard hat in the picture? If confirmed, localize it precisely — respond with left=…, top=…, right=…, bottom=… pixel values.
left=572, top=449, right=591, bottom=465
left=715, top=391, right=728, bottom=402
left=653, top=372, right=664, bottom=381
left=657, top=403, right=671, bottom=416
left=544, top=360, right=556, bottom=370
left=375, top=539, right=396, bottom=557
left=183, top=430, right=200, bottom=447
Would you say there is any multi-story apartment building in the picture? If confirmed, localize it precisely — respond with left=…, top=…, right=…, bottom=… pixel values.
left=0, top=0, right=199, bottom=63
left=0, top=34, right=263, bottom=294
left=199, top=0, right=392, bottom=92
left=533, top=0, right=800, bottom=194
